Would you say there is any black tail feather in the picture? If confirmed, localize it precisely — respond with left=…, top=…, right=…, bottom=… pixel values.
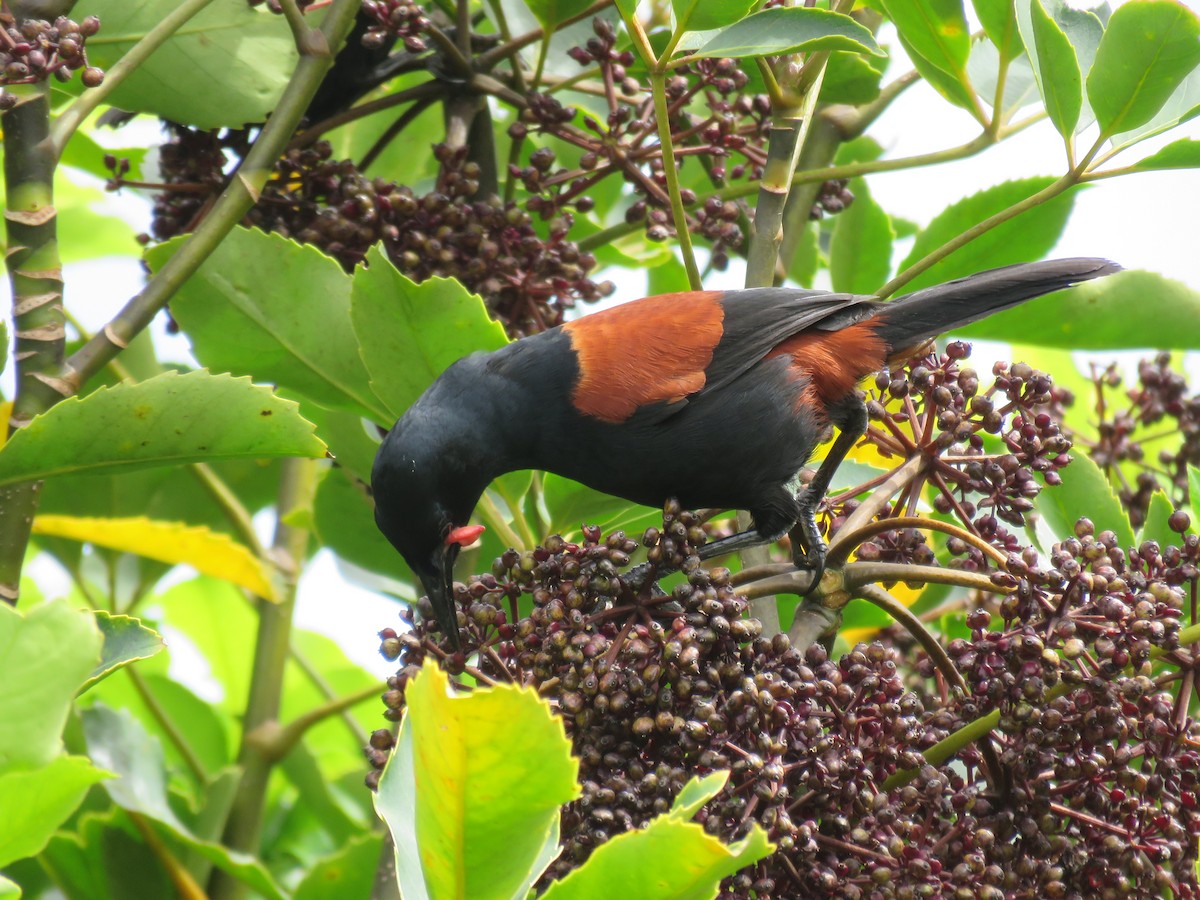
left=869, top=258, right=1121, bottom=352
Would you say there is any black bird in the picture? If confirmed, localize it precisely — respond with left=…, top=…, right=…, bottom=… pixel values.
left=372, top=258, right=1119, bottom=647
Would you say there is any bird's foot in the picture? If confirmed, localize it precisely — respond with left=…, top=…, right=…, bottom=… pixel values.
left=791, top=488, right=827, bottom=592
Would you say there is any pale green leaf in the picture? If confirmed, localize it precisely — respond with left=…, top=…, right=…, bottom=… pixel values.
left=0, top=757, right=110, bottom=868
left=374, top=660, right=580, bottom=900
left=692, top=7, right=883, bottom=59
left=671, top=0, right=756, bottom=34
left=73, top=0, right=299, bottom=128
left=0, top=371, right=326, bottom=487
left=294, top=833, right=384, bottom=900
left=0, top=599, right=102, bottom=770
left=1086, top=0, right=1200, bottom=138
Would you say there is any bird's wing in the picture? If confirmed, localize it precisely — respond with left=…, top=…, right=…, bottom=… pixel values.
left=562, top=288, right=881, bottom=426
left=698, top=288, right=880, bottom=398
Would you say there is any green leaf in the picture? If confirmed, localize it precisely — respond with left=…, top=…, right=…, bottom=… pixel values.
left=974, top=0, right=1021, bottom=61
left=788, top=222, right=821, bottom=288
left=294, top=833, right=385, bottom=900
left=1036, top=452, right=1135, bottom=549
left=53, top=178, right=140, bottom=264
left=968, top=38, right=1038, bottom=113
left=374, top=660, right=580, bottom=900
left=881, top=0, right=974, bottom=109
left=41, top=809, right=173, bottom=900
left=1016, top=0, right=1104, bottom=131
left=523, top=0, right=595, bottom=31
left=0, top=757, right=110, bottom=868
left=314, top=464, right=412, bottom=581
left=1132, top=137, right=1200, bottom=169
left=82, top=612, right=165, bottom=693
left=352, top=246, right=508, bottom=419
left=669, top=772, right=729, bottom=820
left=1140, top=491, right=1181, bottom=548
left=82, top=706, right=287, bottom=900
left=541, top=774, right=773, bottom=900
left=672, top=0, right=756, bottom=34
left=73, top=0, right=299, bottom=129
left=0, top=875, right=18, bottom=899
left=830, top=178, right=894, bottom=294
left=957, top=269, right=1200, bottom=349
left=691, top=7, right=883, bottom=59
left=0, top=599, right=102, bottom=770
left=821, top=51, right=886, bottom=104
left=1026, top=0, right=1082, bottom=137
left=1086, top=0, right=1200, bottom=139
left=1189, top=465, right=1200, bottom=529
left=0, top=371, right=326, bottom=487
left=149, top=228, right=388, bottom=422
left=1113, top=68, right=1200, bottom=150
left=542, top=474, right=661, bottom=540
left=897, top=177, right=1077, bottom=293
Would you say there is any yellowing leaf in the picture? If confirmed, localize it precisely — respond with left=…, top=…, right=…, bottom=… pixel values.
left=32, top=515, right=279, bottom=601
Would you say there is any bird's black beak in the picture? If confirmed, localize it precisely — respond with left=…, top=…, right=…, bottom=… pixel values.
left=419, top=524, right=485, bottom=650
left=419, top=549, right=461, bottom=650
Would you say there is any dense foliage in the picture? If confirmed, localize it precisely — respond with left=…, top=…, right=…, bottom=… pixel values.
left=0, top=0, right=1198, bottom=898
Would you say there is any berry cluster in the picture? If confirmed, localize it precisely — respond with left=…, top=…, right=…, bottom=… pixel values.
left=360, top=0, right=431, bottom=53
left=852, top=343, right=1072, bottom=570
left=1074, top=353, right=1200, bottom=527
left=509, top=18, right=853, bottom=271
left=370, top=490, right=1200, bottom=896
left=129, top=131, right=613, bottom=335
left=0, top=11, right=102, bottom=106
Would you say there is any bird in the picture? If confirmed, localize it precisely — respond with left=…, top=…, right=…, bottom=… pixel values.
left=372, top=258, right=1120, bottom=648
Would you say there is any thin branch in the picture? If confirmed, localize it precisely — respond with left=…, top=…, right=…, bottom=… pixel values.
left=650, top=70, right=701, bottom=289
left=476, top=0, right=613, bottom=72
left=843, top=561, right=1007, bottom=595
left=254, top=684, right=380, bottom=762
left=826, top=514, right=1009, bottom=570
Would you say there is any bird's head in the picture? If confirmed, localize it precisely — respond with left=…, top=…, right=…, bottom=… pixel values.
left=371, top=409, right=489, bottom=650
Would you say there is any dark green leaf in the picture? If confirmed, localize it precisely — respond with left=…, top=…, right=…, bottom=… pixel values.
left=692, top=7, right=883, bottom=59
left=294, top=833, right=384, bottom=900
left=0, top=371, right=326, bottom=487
left=1027, top=0, right=1082, bottom=137
left=672, top=0, right=756, bottom=34
left=82, top=706, right=287, bottom=899
left=73, top=0, right=298, bottom=128
left=897, top=177, right=1077, bottom=293
left=1036, top=452, right=1135, bottom=549
left=351, top=247, right=507, bottom=420
left=523, top=0, right=595, bottom=32
left=957, top=269, right=1200, bottom=349
left=41, top=810, right=174, bottom=900
left=830, top=179, right=894, bottom=294
left=1140, top=491, right=1181, bottom=548
left=1132, top=137, right=1200, bottom=169
left=821, top=51, right=886, bottom=104
left=149, top=228, right=387, bottom=423
left=0, top=600, right=101, bottom=770
left=542, top=474, right=660, bottom=540
left=81, top=613, right=164, bottom=693
left=314, top=465, right=412, bottom=581
left=974, top=0, right=1021, bottom=61
left=1086, top=0, right=1200, bottom=138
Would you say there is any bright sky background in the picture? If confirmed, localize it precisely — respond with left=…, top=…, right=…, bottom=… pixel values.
left=15, top=8, right=1200, bottom=684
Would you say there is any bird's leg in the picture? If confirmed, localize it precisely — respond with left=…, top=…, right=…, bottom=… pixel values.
left=790, top=397, right=868, bottom=584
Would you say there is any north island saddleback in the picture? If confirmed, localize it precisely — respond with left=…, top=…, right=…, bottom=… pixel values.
left=373, top=258, right=1119, bottom=648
